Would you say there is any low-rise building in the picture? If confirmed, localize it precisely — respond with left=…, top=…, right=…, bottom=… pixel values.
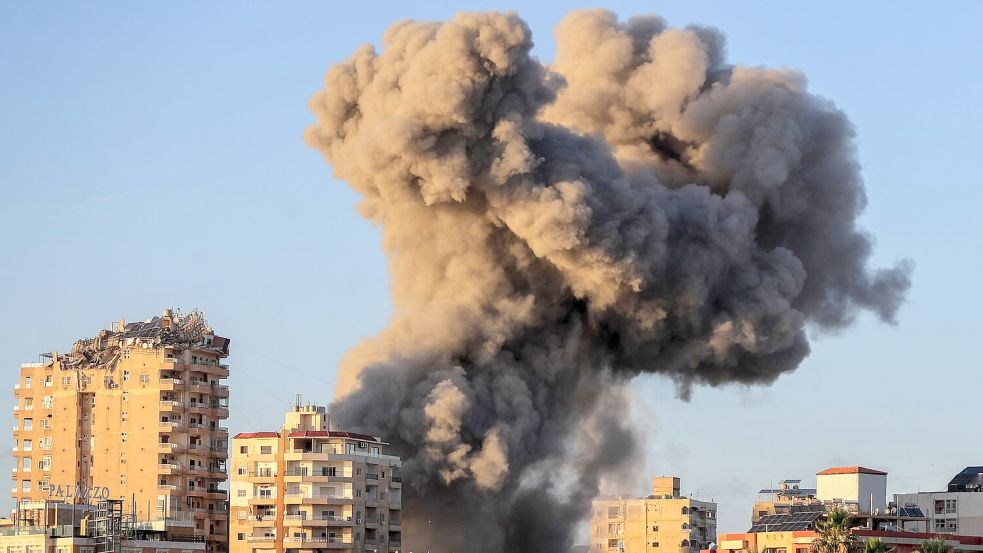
left=1, top=499, right=205, bottom=553
left=895, top=467, right=983, bottom=535
left=229, top=403, right=402, bottom=553
left=753, top=480, right=821, bottom=524
left=590, top=476, right=717, bottom=553
left=716, top=528, right=983, bottom=553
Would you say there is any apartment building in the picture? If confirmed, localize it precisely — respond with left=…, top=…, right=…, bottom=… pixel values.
left=590, top=477, right=717, bottom=553
left=229, top=403, right=402, bottom=553
left=11, top=309, right=230, bottom=552
left=895, top=467, right=983, bottom=535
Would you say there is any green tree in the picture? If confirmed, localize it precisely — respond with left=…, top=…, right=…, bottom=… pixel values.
left=864, top=538, right=894, bottom=553
left=811, top=507, right=856, bottom=553
left=917, top=538, right=950, bottom=553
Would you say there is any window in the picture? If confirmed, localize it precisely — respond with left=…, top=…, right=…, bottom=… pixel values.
left=23, top=419, right=32, bottom=431
left=608, top=539, right=624, bottom=550
left=237, top=468, right=246, bottom=476
left=121, top=433, right=127, bottom=443
left=608, top=507, right=620, bottom=518
left=240, top=446, right=248, bottom=454
left=140, top=374, right=149, bottom=384
left=23, top=440, right=32, bottom=451
left=122, top=392, right=128, bottom=401
left=24, top=377, right=31, bottom=388
left=40, top=437, right=51, bottom=450
left=651, top=526, right=658, bottom=532
left=237, top=511, right=246, bottom=520
left=260, top=446, right=272, bottom=455
left=61, top=376, right=71, bottom=386
left=236, top=490, right=247, bottom=498
left=122, top=370, right=130, bottom=382
left=22, top=458, right=30, bottom=472
left=652, top=543, right=659, bottom=548
left=41, top=456, right=51, bottom=471
left=43, top=376, right=52, bottom=387
left=681, top=506, right=689, bottom=515
left=40, top=419, right=50, bottom=430
left=236, top=534, right=245, bottom=541
left=22, top=480, right=30, bottom=492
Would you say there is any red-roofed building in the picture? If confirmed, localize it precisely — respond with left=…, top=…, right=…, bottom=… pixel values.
left=229, top=402, right=402, bottom=553
left=817, top=465, right=889, bottom=514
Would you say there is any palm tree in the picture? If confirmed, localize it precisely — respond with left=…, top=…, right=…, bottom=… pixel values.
left=811, top=507, right=856, bottom=553
left=917, top=538, right=950, bottom=553
left=864, top=538, right=894, bottom=553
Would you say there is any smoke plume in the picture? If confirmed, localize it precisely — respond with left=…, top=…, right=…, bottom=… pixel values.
left=305, top=10, right=911, bottom=552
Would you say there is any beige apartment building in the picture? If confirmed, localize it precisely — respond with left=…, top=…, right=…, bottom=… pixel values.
left=591, top=477, right=717, bottom=553
left=11, top=309, right=230, bottom=553
left=229, top=403, right=402, bottom=553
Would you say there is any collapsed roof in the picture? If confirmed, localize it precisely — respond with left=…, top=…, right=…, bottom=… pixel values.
left=54, top=308, right=228, bottom=371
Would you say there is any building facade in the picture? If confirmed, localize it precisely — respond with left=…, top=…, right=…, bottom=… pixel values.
left=590, top=477, right=717, bottom=553
left=229, top=404, right=402, bottom=553
left=11, top=309, right=230, bottom=552
left=895, top=467, right=983, bottom=535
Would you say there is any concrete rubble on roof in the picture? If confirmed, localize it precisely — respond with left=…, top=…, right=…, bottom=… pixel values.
left=50, top=308, right=227, bottom=371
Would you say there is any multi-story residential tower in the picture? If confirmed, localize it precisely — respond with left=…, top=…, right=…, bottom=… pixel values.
left=11, top=309, right=230, bottom=552
left=229, top=403, right=402, bottom=553
left=590, top=477, right=717, bottom=553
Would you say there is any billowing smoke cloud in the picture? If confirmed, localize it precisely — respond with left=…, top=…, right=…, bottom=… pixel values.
left=305, top=10, right=911, bottom=552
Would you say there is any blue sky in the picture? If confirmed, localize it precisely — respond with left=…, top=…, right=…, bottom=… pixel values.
left=1, top=1, right=980, bottom=536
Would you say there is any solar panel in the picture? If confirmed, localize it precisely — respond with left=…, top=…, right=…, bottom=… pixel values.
left=749, top=511, right=825, bottom=533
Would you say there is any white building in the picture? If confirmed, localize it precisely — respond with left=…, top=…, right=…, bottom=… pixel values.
left=895, top=467, right=983, bottom=535
left=816, top=466, right=888, bottom=514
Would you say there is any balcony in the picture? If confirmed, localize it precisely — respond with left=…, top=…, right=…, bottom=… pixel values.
left=248, top=496, right=277, bottom=506
left=283, top=536, right=353, bottom=547
left=283, top=493, right=354, bottom=505
left=159, top=378, right=184, bottom=390
left=158, top=442, right=182, bottom=453
left=246, top=536, right=276, bottom=543
left=159, top=463, right=183, bottom=474
left=159, top=400, right=183, bottom=410
left=283, top=514, right=355, bottom=527
left=247, top=471, right=277, bottom=483
left=188, top=362, right=229, bottom=378
left=159, top=421, right=184, bottom=432
left=157, top=484, right=180, bottom=492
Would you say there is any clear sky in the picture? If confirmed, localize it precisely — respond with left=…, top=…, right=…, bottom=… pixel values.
left=1, top=0, right=980, bottom=537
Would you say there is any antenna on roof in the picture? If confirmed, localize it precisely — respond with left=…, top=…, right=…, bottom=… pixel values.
left=295, top=394, right=302, bottom=409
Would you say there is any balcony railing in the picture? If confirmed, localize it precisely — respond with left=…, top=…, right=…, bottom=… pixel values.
left=284, top=536, right=353, bottom=544
left=283, top=514, right=353, bottom=522
left=284, top=492, right=353, bottom=500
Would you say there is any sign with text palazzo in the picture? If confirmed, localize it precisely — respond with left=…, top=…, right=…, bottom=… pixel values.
left=46, top=484, right=111, bottom=502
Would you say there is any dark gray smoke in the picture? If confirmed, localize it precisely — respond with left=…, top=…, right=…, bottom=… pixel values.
left=305, top=10, right=911, bottom=552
